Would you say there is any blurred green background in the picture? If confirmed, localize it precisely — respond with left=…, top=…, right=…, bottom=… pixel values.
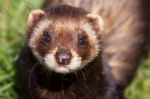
left=0, top=0, right=150, bottom=99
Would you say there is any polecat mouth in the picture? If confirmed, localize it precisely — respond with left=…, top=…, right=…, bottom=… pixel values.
left=44, top=48, right=82, bottom=74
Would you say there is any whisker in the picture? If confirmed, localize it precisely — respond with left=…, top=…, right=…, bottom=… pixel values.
left=74, top=71, right=79, bottom=79
left=81, top=70, right=86, bottom=81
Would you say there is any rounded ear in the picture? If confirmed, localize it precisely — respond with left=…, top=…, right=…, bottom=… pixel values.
left=28, top=9, right=45, bottom=28
left=86, top=14, right=104, bottom=33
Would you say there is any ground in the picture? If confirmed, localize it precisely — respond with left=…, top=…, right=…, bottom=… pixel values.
left=0, top=0, right=150, bottom=99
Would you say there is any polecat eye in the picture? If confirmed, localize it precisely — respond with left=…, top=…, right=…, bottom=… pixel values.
left=78, top=34, right=88, bottom=47
left=43, top=31, right=51, bottom=43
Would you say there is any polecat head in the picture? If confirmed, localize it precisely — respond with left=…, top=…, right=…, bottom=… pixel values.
left=27, top=5, right=103, bottom=74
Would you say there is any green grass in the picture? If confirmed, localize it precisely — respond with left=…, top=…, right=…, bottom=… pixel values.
left=0, top=0, right=43, bottom=98
left=125, top=56, right=150, bottom=99
left=0, top=0, right=150, bottom=99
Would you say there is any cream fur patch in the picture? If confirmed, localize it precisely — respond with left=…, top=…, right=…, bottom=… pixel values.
left=44, top=48, right=82, bottom=73
left=28, top=9, right=44, bottom=27
left=29, top=19, right=101, bottom=73
left=81, top=22, right=100, bottom=67
left=29, top=19, right=51, bottom=61
left=86, top=14, right=104, bottom=31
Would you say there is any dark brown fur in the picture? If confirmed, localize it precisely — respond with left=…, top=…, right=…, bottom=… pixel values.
left=26, top=5, right=96, bottom=60
left=18, top=46, right=123, bottom=99
left=18, top=5, right=121, bottom=99
left=42, top=0, right=150, bottom=86
left=17, top=0, right=150, bottom=99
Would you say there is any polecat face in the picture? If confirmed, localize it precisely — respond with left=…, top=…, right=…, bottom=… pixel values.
left=27, top=5, right=103, bottom=74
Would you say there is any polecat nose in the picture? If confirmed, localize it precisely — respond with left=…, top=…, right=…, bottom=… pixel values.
left=55, top=50, right=71, bottom=65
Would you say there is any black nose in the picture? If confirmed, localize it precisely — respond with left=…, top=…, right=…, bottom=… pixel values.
left=55, top=50, right=71, bottom=65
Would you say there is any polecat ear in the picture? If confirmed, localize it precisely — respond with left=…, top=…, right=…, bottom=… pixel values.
left=28, top=9, right=45, bottom=28
left=86, top=14, right=104, bottom=33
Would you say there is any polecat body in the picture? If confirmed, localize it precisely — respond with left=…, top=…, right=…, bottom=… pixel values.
left=43, top=0, right=150, bottom=86
left=17, top=0, right=149, bottom=99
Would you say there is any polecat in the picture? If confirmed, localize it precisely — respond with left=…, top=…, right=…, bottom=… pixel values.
left=42, top=0, right=150, bottom=86
left=17, top=0, right=149, bottom=99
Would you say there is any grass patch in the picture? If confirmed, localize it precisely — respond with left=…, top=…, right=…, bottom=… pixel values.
left=125, top=55, right=150, bottom=99
left=0, top=0, right=150, bottom=99
left=0, top=0, right=43, bottom=98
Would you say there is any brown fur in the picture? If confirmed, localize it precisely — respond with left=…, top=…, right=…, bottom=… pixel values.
left=26, top=6, right=98, bottom=61
left=43, top=0, right=150, bottom=86
left=18, top=47, right=123, bottom=99
left=17, top=0, right=150, bottom=99
left=18, top=5, right=112, bottom=99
